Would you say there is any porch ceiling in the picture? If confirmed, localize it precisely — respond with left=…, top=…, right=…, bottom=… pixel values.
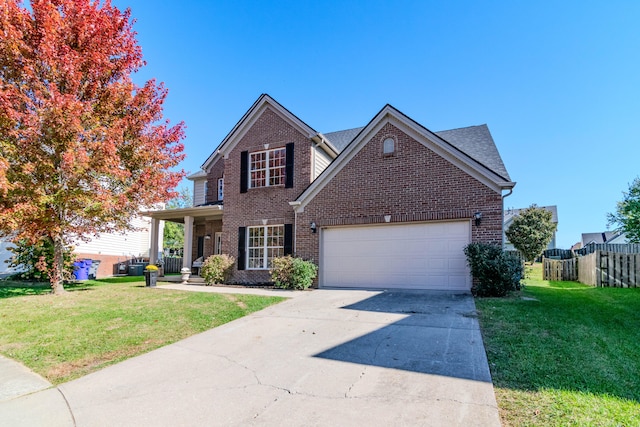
left=141, top=205, right=223, bottom=224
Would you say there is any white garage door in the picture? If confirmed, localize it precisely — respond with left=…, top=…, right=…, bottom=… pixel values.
left=320, top=221, right=471, bottom=290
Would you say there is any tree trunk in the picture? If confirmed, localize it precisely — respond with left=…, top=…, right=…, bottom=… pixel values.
left=50, top=235, right=66, bottom=295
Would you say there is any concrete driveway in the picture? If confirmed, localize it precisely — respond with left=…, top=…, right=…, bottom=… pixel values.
left=0, top=289, right=500, bottom=426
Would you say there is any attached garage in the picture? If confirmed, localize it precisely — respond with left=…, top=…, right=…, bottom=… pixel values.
left=320, top=221, right=471, bottom=290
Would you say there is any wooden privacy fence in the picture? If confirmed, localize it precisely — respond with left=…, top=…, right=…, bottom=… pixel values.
left=544, top=251, right=640, bottom=287
left=575, top=243, right=640, bottom=256
left=543, top=257, right=578, bottom=281
left=162, top=257, right=183, bottom=273
left=591, top=251, right=640, bottom=287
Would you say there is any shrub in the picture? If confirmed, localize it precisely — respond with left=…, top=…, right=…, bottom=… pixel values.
left=8, top=238, right=75, bottom=282
left=270, top=256, right=318, bottom=290
left=200, top=254, right=235, bottom=285
left=464, top=243, right=523, bottom=297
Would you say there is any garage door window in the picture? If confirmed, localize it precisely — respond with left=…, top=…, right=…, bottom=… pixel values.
left=247, top=225, right=284, bottom=269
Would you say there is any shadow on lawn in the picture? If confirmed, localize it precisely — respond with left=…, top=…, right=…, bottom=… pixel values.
left=0, top=280, right=99, bottom=299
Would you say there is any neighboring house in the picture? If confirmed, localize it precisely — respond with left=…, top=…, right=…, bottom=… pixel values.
left=581, top=231, right=628, bottom=246
left=0, top=216, right=162, bottom=279
left=74, top=215, right=163, bottom=277
left=0, top=239, right=19, bottom=278
left=503, top=205, right=558, bottom=251
left=145, top=94, right=515, bottom=291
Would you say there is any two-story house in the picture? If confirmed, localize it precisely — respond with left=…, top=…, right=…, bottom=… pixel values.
left=145, top=94, right=515, bottom=290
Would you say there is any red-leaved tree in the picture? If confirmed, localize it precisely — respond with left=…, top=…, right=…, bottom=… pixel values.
left=0, top=0, right=185, bottom=294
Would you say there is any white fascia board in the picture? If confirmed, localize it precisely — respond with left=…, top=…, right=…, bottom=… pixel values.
left=296, top=105, right=515, bottom=209
left=217, top=95, right=316, bottom=159
left=386, top=114, right=515, bottom=193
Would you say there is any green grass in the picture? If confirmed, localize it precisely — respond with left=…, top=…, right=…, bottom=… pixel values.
left=476, top=264, right=640, bottom=426
left=0, top=279, right=284, bottom=384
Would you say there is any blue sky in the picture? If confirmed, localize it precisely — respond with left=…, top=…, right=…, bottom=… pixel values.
left=114, top=0, right=639, bottom=249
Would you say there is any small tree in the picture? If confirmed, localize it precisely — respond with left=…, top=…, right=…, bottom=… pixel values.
left=163, top=188, right=193, bottom=252
left=505, top=204, right=557, bottom=263
left=607, top=177, right=640, bottom=243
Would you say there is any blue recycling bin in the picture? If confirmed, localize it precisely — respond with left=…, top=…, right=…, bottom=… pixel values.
left=73, top=260, right=89, bottom=280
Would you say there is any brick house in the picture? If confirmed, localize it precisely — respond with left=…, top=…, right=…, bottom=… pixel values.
left=145, top=94, right=515, bottom=290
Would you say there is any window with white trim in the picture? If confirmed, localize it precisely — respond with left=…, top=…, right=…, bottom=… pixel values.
left=247, top=225, right=284, bottom=269
left=250, top=148, right=286, bottom=188
left=217, top=177, right=224, bottom=201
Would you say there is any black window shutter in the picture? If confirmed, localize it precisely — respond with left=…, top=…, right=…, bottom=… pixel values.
left=237, top=227, right=246, bottom=270
left=284, top=224, right=293, bottom=256
left=285, top=143, right=294, bottom=188
left=240, top=151, right=248, bottom=193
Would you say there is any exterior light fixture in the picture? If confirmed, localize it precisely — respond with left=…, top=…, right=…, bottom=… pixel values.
left=310, top=222, right=317, bottom=233
left=204, top=234, right=211, bottom=240
left=473, top=212, right=482, bottom=226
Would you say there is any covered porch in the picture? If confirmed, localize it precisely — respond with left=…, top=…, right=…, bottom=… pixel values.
left=142, top=204, right=223, bottom=276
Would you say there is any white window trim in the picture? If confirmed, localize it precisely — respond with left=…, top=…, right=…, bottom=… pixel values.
left=249, top=147, right=286, bottom=189
left=246, top=224, right=284, bottom=270
left=217, top=177, right=224, bottom=201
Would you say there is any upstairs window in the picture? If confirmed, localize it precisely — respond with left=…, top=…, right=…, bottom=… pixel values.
left=250, top=147, right=286, bottom=188
left=217, top=177, right=224, bottom=201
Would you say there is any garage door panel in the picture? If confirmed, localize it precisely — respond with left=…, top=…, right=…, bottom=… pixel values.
left=321, top=221, right=471, bottom=290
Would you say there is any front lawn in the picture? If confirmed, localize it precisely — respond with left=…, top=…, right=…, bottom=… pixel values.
left=0, top=279, right=284, bottom=384
left=476, top=263, right=640, bottom=426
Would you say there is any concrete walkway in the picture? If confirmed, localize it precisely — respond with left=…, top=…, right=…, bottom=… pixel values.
left=0, top=287, right=501, bottom=426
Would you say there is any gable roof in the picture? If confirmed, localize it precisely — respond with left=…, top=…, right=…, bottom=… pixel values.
left=581, top=231, right=625, bottom=245
left=200, top=94, right=317, bottom=171
left=323, top=124, right=511, bottom=181
left=293, top=104, right=515, bottom=209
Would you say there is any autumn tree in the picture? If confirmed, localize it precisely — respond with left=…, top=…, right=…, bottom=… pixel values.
left=0, top=0, right=185, bottom=294
left=608, top=177, right=640, bottom=243
left=505, top=204, right=557, bottom=263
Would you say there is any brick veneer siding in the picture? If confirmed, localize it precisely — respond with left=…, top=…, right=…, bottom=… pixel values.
left=295, top=122, right=504, bottom=271
left=206, top=158, right=224, bottom=204
left=219, top=107, right=313, bottom=283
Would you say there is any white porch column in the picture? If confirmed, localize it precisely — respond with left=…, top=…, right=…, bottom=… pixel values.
left=183, top=215, right=194, bottom=269
left=149, top=218, right=160, bottom=265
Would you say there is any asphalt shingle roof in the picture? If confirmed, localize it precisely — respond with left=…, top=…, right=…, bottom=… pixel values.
left=322, top=127, right=364, bottom=152
left=435, top=125, right=510, bottom=181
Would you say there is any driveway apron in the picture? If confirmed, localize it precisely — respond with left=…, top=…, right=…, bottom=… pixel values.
left=0, top=289, right=501, bottom=426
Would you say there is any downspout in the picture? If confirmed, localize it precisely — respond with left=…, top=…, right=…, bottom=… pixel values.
left=289, top=201, right=302, bottom=255
left=501, top=188, right=514, bottom=250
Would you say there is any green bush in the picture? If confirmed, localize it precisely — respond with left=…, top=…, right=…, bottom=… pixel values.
left=8, top=238, right=75, bottom=282
left=270, top=256, right=318, bottom=290
left=463, top=243, right=523, bottom=297
left=200, top=254, right=235, bottom=285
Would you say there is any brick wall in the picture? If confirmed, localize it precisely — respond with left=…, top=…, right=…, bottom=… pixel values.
left=205, top=158, right=224, bottom=204
left=219, top=107, right=313, bottom=283
left=295, top=122, right=503, bottom=265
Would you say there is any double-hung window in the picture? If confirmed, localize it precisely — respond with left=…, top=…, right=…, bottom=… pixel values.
left=250, top=148, right=286, bottom=188
left=247, top=225, right=284, bottom=269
